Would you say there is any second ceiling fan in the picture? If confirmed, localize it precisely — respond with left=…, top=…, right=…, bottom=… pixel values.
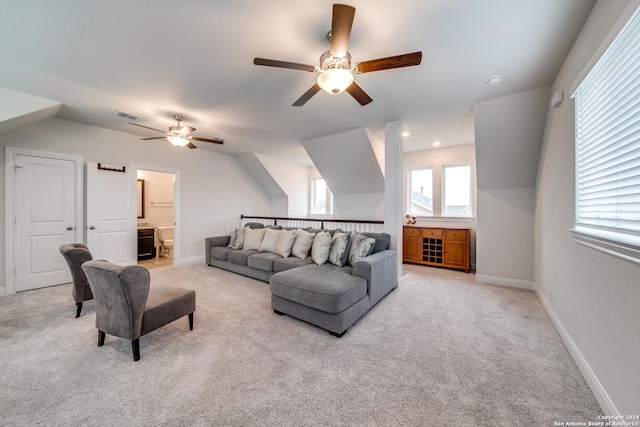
left=254, top=3, right=422, bottom=107
left=129, top=115, right=224, bottom=149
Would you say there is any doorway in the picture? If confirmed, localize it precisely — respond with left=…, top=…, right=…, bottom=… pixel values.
left=133, top=165, right=179, bottom=269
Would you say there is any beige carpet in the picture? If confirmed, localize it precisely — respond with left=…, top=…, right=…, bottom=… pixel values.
left=0, top=262, right=601, bottom=426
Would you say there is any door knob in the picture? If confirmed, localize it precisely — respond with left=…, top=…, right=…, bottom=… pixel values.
left=89, top=226, right=96, bottom=230
left=66, top=226, right=74, bottom=231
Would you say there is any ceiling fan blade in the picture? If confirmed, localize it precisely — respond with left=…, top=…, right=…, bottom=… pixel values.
left=186, top=142, right=198, bottom=149
left=128, top=123, right=167, bottom=133
left=293, top=84, right=322, bottom=107
left=346, top=82, right=373, bottom=106
left=253, top=58, right=316, bottom=72
left=191, top=136, right=224, bottom=145
left=330, top=4, right=356, bottom=58
left=140, top=137, right=169, bottom=140
left=355, top=51, right=423, bottom=73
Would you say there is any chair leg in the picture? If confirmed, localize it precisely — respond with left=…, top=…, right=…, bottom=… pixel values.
left=132, top=339, right=140, bottom=361
left=98, top=330, right=105, bottom=346
left=75, top=302, right=83, bottom=318
left=188, top=312, right=194, bottom=330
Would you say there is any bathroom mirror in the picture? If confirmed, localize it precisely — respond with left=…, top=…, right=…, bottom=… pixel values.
left=137, top=179, right=145, bottom=218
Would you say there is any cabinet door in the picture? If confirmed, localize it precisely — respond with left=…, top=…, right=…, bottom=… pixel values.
left=443, top=229, right=469, bottom=270
left=444, top=241, right=467, bottom=266
left=403, top=237, right=422, bottom=263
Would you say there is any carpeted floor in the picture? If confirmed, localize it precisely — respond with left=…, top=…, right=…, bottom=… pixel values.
left=0, top=263, right=601, bottom=426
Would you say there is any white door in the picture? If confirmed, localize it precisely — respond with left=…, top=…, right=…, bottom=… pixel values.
left=86, top=162, right=136, bottom=264
left=15, top=155, right=77, bottom=291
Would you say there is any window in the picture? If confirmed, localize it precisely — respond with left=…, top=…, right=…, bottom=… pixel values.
left=311, top=178, right=333, bottom=215
left=443, top=164, right=472, bottom=217
left=571, top=6, right=640, bottom=262
left=408, top=167, right=433, bottom=215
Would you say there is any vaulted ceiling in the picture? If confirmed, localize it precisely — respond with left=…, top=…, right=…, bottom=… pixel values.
left=0, top=0, right=595, bottom=165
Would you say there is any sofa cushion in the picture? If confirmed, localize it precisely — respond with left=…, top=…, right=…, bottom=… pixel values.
left=328, top=231, right=351, bottom=267
left=228, top=249, right=259, bottom=266
left=273, top=229, right=297, bottom=258
left=270, top=265, right=366, bottom=314
left=243, top=228, right=266, bottom=250
left=291, top=229, right=316, bottom=259
left=273, top=256, right=315, bottom=273
left=211, top=246, right=234, bottom=261
left=248, top=252, right=283, bottom=272
left=363, top=232, right=391, bottom=254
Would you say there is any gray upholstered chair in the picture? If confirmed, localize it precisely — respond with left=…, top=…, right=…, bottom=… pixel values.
left=59, top=243, right=94, bottom=318
left=81, top=260, right=196, bottom=361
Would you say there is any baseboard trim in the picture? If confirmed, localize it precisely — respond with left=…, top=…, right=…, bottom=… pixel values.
left=534, top=285, right=619, bottom=416
left=475, top=274, right=535, bottom=291
left=176, top=256, right=204, bottom=266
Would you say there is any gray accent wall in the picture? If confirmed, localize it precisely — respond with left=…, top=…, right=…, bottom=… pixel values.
left=535, top=0, right=640, bottom=414
left=474, top=86, right=550, bottom=286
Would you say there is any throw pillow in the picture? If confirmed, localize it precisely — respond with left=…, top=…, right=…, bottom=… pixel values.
left=228, top=228, right=245, bottom=249
left=328, top=231, right=350, bottom=267
left=243, top=227, right=266, bottom=250
left=348, top=231, right=376, bottom=265
left=291, top=229, right=316, bottom=259
left=259, top=228, right=281, bottom=252
left=311, top=231, right=332, bottom=265
left=273, top=229, right=297, bottom=258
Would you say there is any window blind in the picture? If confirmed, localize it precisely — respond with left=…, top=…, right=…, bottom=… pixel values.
left=574, top=7, right=640, bottom=235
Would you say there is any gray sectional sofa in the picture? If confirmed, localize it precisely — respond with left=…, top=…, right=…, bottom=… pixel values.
left=204, top=224, right=398, bottom=336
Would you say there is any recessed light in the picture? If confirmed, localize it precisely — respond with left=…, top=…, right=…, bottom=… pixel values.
left=402, top=131, right=410, bottom=137
left=486, top=75, right=503, bottom=86
left=433, top=141, right=441, bottom=147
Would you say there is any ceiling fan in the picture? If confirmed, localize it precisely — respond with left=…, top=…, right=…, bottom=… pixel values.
left=129, top=115, right=224, bottom=149
left=254, top=3, right=422, bottom=107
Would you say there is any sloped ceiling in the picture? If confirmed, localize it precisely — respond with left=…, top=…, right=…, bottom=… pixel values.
left=474, top=86, right=550, bottom=189
left=0, top=1, right=595, bottom=164
left=0, top=88, right=61, bottom=134
left=302, top=127, right=384, bottom=194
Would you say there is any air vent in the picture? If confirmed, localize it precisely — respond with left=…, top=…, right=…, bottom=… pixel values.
left=114, top=110, right=142, bottom=121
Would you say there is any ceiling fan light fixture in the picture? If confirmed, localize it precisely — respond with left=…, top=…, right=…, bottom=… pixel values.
left=317, top=68, right=354, bottom=94
left=167, top=135, right=190, bottom=147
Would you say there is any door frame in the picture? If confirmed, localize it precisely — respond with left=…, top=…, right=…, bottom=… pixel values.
left=130, top=163, right=181, bottom=264
left=4, top=147, right=84, bottom=296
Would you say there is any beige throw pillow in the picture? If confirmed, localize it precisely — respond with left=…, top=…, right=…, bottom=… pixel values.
left=311, top=231, right=332, bottom=265
left=243, top=227, right=266, bottom=250
left=273, top=229, right=297, bottom=258
left=259, top=228, right=281, bottom=252
left=291, top=229, right=316, bottom=259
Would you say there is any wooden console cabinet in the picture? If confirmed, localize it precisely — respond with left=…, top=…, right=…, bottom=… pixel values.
left=403, top=226, right=471, bottom=272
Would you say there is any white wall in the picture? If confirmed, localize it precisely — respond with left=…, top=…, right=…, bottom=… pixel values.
left=403, top=143, right=477, bottom=266
left=536, top=0, right=640, bottom=414
left=254, top=153, right=309, bottom=217
left=0, top=118, right=272, bottom=272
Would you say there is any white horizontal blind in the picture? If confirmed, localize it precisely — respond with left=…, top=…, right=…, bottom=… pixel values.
left=574, top=7, right=640, bottom=235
